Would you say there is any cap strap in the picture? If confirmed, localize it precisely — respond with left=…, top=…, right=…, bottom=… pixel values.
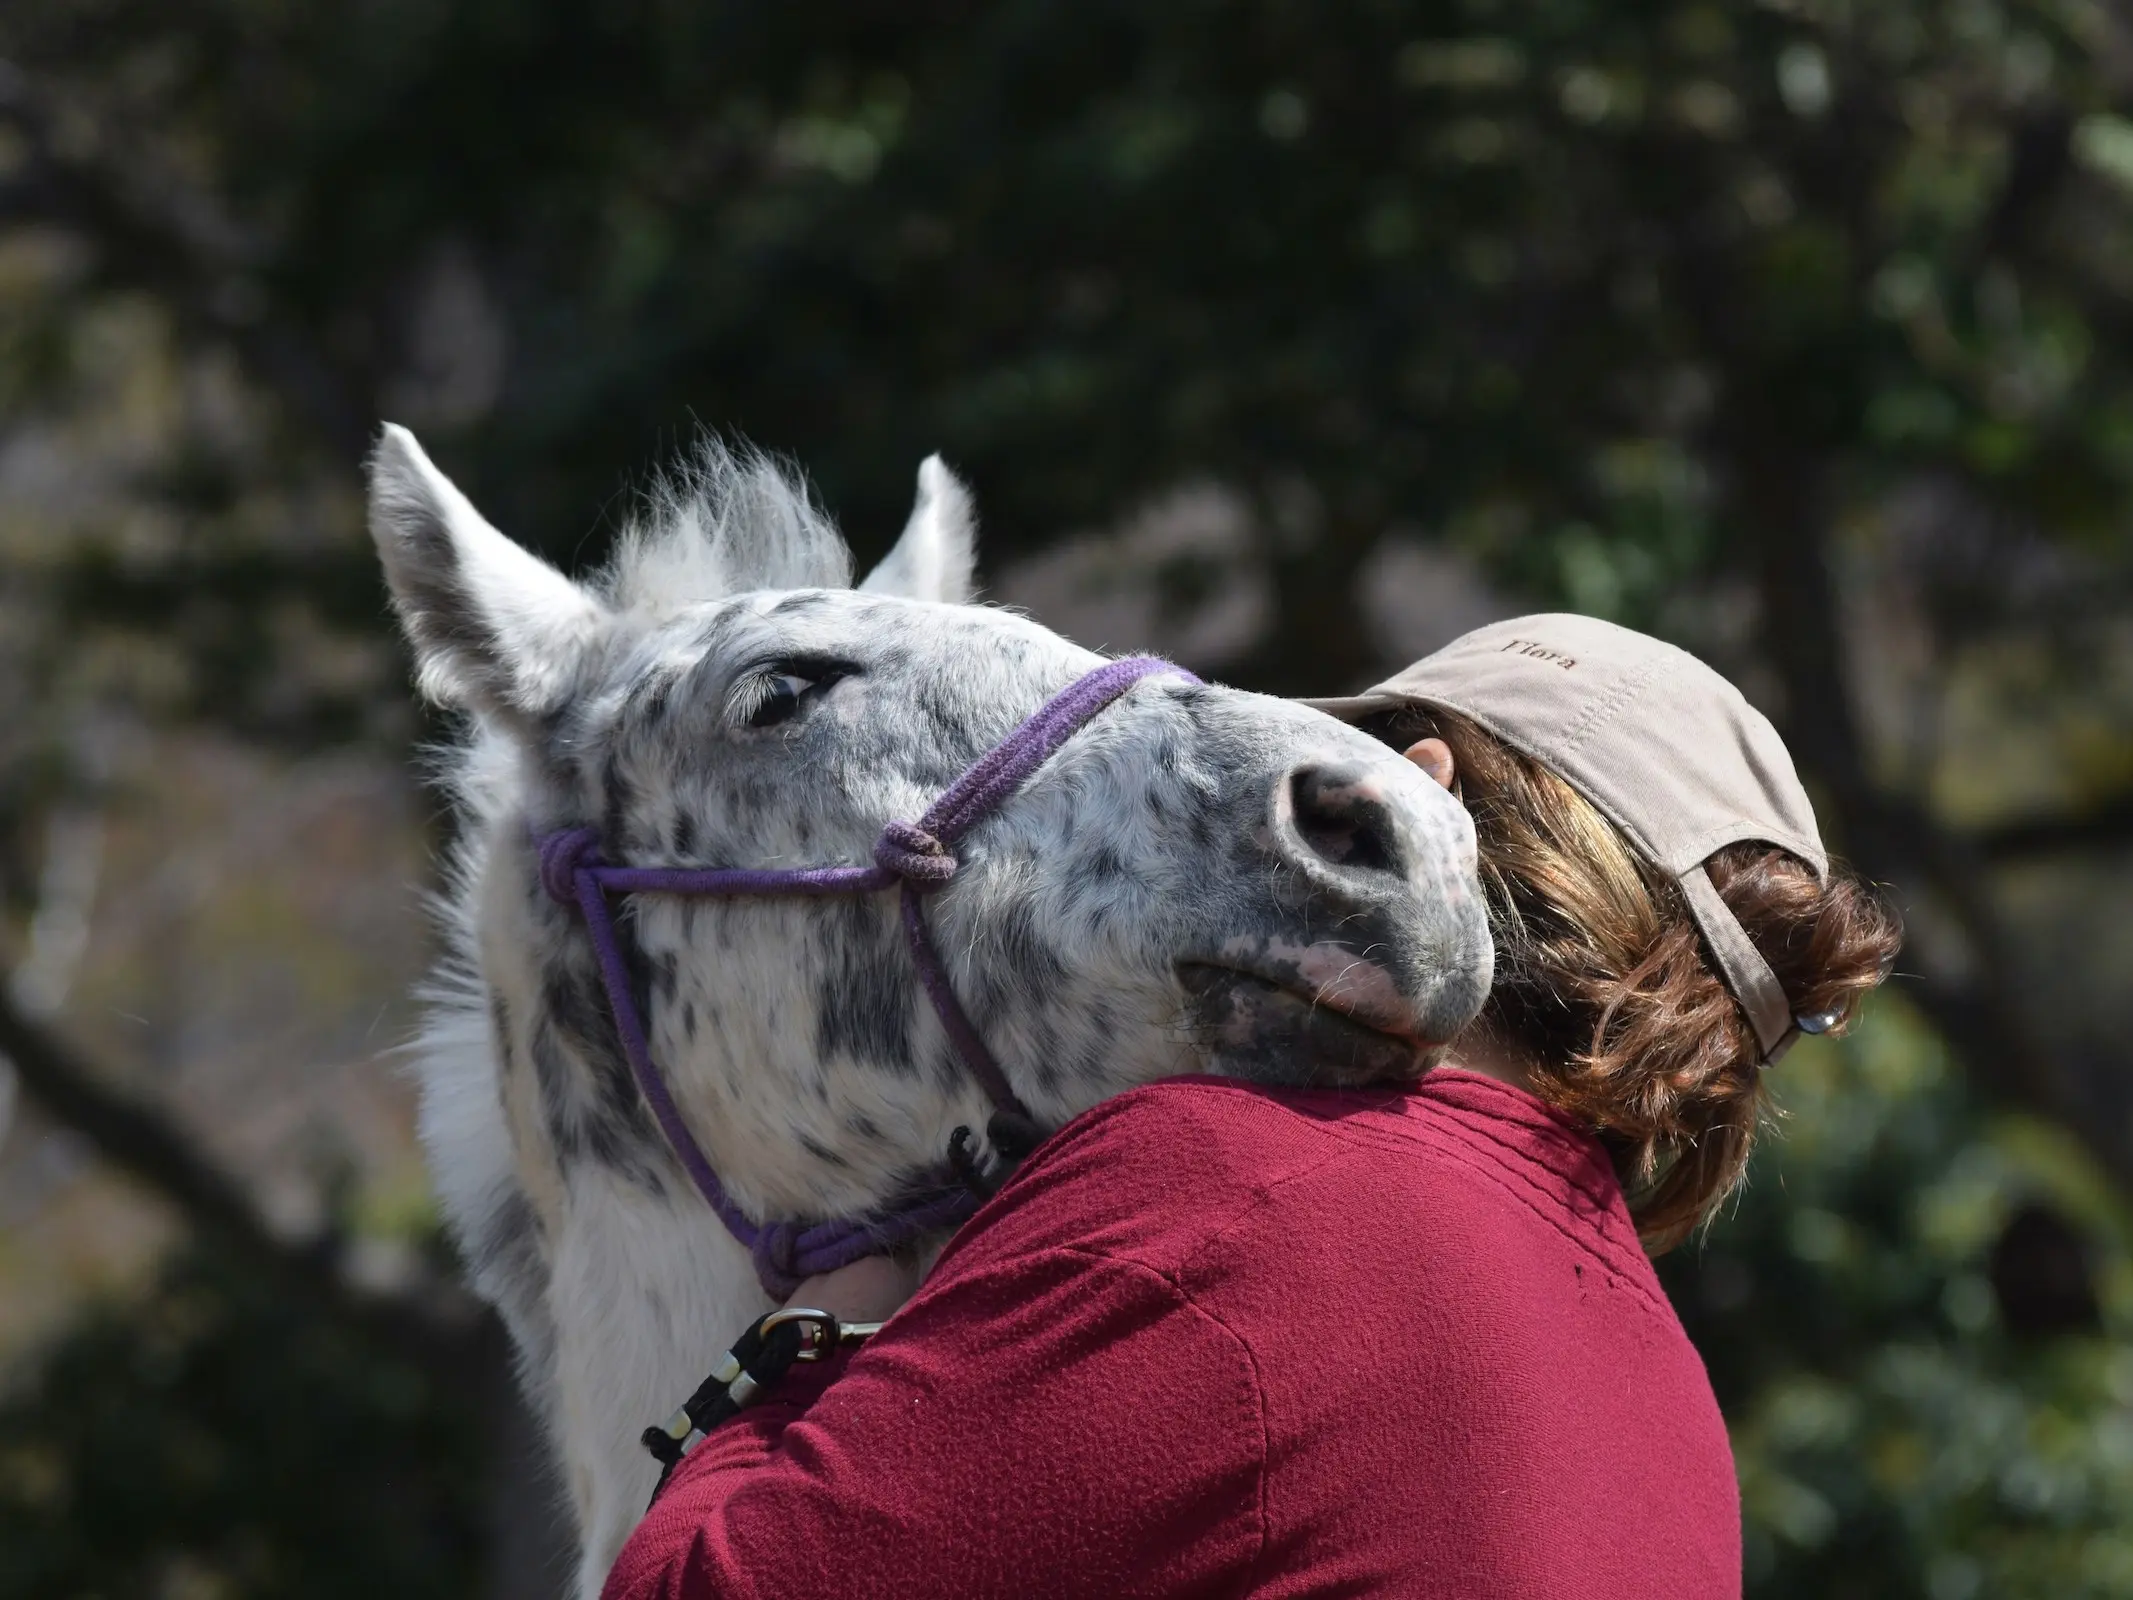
left=1679, top=863, right=1796, bottom=1065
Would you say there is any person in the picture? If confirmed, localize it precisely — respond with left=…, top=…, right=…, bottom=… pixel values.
left=600, top=614, right=1902, bottom=1600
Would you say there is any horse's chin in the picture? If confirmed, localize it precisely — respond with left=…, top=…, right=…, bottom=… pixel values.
left=1175, top=961, right=1442, bottom=1088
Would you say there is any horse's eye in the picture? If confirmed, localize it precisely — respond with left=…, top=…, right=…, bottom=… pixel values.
left=745, top=672, right=816, bottom=728
left=740, top=666, right=852, bottom=729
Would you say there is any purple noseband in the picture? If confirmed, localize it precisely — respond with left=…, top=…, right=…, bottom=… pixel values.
left=537, top=655, right=1198, bottom=1298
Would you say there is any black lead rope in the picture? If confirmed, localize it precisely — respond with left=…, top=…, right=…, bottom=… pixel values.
left=640, top=1308, right=883, bottom=1509
left=947, top=1110, right=1041, bottom=1201
left=638, top=1120, right=1043, bottom=1508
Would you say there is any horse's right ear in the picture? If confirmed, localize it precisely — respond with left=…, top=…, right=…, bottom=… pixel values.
left=859, top=455, right=978, bottom=604
left=367, top=424, right=606, bottom=723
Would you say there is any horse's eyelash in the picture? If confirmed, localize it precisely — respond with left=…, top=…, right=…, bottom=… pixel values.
left=722, top=659, right=855, bottom=727
left=723, top=673, right=778, bottom=727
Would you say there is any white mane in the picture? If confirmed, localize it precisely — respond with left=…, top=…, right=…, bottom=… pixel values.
left=603, top=439, right=851, bottom=615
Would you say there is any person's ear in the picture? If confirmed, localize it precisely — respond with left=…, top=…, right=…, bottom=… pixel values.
left=1402, top=737, right=1456, bottom=791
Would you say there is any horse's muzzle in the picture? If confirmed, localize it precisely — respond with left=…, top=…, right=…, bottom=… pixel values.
left=1175, top=958, right=1447, bottom=1087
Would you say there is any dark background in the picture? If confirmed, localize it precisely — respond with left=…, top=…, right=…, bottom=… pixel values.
left=2, top=3, right=2131, bottom=1595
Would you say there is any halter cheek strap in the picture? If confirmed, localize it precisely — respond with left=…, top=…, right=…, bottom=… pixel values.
left=536, top=655, right=1197, bottom=1298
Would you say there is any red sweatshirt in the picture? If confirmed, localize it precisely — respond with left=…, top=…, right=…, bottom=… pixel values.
left=602, top=1069, right=1740, bottom=1599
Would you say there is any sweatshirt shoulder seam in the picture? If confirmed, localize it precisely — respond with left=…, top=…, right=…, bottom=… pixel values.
left=1148, top=1130, right=1668, bottom=1321
left=1054, top=1244, right=1271, bottom=1571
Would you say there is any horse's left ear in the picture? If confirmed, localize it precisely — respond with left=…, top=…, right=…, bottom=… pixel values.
left=859, top=455, right=977, bottom=604
left=367, top=424, right=607, bottom=726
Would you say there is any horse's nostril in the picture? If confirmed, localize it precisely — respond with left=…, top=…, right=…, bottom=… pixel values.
left=1288, top=764, right=1404, bottom=877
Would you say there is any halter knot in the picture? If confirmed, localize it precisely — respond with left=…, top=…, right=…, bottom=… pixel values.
left=873, top=819, right=957, bottom=885
left=750, top=1222, right=806, bottom=1302
left=539, top=826, right=604, bottom=905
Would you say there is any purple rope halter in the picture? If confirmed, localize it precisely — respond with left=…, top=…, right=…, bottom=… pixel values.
left=537, top=655, right=1197, bottom=1298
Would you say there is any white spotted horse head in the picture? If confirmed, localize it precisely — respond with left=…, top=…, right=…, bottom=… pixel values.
left=367, top=424, right=1492, bottom=1591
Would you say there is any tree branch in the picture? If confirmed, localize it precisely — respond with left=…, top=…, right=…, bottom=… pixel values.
left=0, top=983, right=483, bottom=1372
left=1741, top=448, right=2066, bottom=1118
left=1972, top=792, right=2133, bottom=862
left=0, top=983, right=568, bottom=1595
left=0, top=993, right=270, bottom=1254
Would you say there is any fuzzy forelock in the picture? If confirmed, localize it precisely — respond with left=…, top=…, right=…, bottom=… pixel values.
left=601, top=436, right=852, bottom=614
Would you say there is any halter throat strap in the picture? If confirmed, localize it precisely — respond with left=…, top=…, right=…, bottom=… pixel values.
left=536, top=655, right=1196, bottom=1297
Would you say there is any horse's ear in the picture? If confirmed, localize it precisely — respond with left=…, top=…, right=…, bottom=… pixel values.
left=859, top=455, right=977, bottom=604
left=367, top=424, right=606, bottom=722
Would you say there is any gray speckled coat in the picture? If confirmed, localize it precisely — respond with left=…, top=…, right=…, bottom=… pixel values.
left=366, top=426, right=1491, bottom=1594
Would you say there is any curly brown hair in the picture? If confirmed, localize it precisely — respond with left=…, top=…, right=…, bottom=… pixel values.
left=1364, top=704, right=1903, bottom=1250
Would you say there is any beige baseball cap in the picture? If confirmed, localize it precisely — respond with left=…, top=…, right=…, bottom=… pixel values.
left=1303, top=613, right=1827, bottom=1063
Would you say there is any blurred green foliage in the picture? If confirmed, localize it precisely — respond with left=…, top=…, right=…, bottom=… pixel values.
left=2, top=0, right=2131, bottom=1595
left=0, top=1247, right=487, bottom=1599
left=1667, top=1004, right=2133, bottom=1598
left=6, top=0, right=2131, bottom=697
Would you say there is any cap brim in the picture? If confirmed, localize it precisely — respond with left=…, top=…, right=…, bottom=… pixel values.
left=1294, top=692, right=1410, bottom=723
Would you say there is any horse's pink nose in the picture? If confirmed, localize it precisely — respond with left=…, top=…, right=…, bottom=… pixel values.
left=1285, top=762, right=1407, bottom=879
